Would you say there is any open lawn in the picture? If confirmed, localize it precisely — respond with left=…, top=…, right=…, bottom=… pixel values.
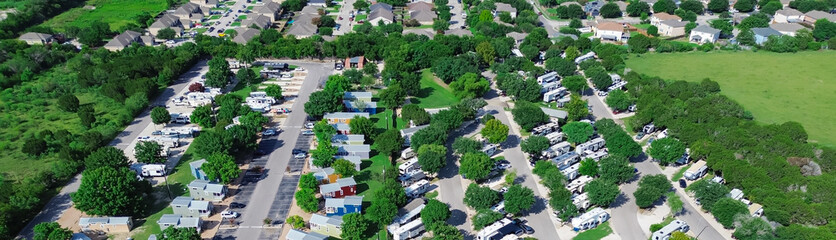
left=573, top=221, right=613, bottom=240
left=130, top=147, right=199, bottom=240
left=40, top=0, right=169, bottom=31
left=625, top=51, right=836, bottom=148
left=409, top=69, right=459, bottom=108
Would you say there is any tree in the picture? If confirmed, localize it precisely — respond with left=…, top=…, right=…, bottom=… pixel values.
left=627, top=1, right=651, bottom=16
left=365, top=198, right=398, bottom=226
left=157, top=28, right=176, bottom=40
left=73, top=167, right=148, bottom=216
left=418, top=144, right=447, bottom=174
left=151, top=107, right=171, bottom=125
left=33, top=222, right=72, bottom=240
left=191, top=105, right=214, bottom=128
left=566, top=95, right=589, bottom=121
left=333, top=159, right=357, bottom=177
left=707, top=0, right=729, bottom=12
left=135, top=141, right=166, bottom=164
left=375, top=179, right=408, bottom=207
left=586, top=179, right=620, bottom=206
left=473, top=209, right=505, bottom=230
left=380, top=83, right=407, bottom=109
left=305, top=90, right=344, bottom=118
left=599, top=155, right=634, bottom=184
left=606, top=90, right=633, bottom=111
left=511, top=101, right=548, bottom=131
left=312, top=141, right=337, bottom=167
left=349, top=116, right=374, bottom=139
left=375, top=129, right=403, bottom=159
left=627, top=34, right=651, bottom=53
left=236, top=68, right=258, bottom=86
left=689, top=180, right=730, bottom=211
left=545, top=57, right=576, bottom=77
left=431, top=57, right=479, bottom=83
left=314, top=119, right=336, bottom=142
left=481, top=119, right=509, bottom=144
left=562, top=122, right=594, bottom=144
left=340, top=213, right=368, bottom=240
left=402, top=104, right=431, bottom=125
left=189, top=82, right=205, bottom=92
left=453, top=137, right=482, bottom=155
left=579, top=158, right=599, bottom=177
left=299, top=173, right=318, bottom=190
left=711, top=198, right=750, bottom=228
left=653, top=0, right=677, bottom=14
left=78, top=105, right=96, bottom=128
left=562, top=75, right=588, bottom=93
left=813, top=19, right=836, bottom=41
left=476, top=41, right=496, bottom=65
left=204, top=153, right=239, bottom=184
left=205, top=57, right=232, bottom=88
left=710, top=19, right=733, bottom=37
left=410, top=126, right=448, bottom=151
left=193, top=130, right=232, bottom=157
left=679, top=0, right=704, bottom=14
left=670, top=232, right=691, bottom=240
left=564, top=46, right=581, bottom=62
left=286, top=215, right=305, bottom=229
left=77, top=21, right=111, bottom=47
left=737, top=29, right=756, bottom=46
left=58, top=94, right=79, bottom=112
left=734, top=0, right=755, bottom=12
left=421, top=199, right=451, bottom=231
left=450, top=73, right=489, bottom=99
left=460, top=152, right=494, bottom=180
left=464, top=183, right=501, bottom=211
left=504, top=185, right=535, bottom=215
left=363, top=62, right=378, bottom=75
left=647, top=25, right=659, bottom=36
left=569, top=18, right=583, bottom=28
left=633, top=174, right=672, bottom=208
left=648, top=137, right=686, bottom=165
left=85, top=146, right=129, bottom=170
left=733, top=216, right=775, bottom=240
left=591, top=71, right=613, bottom=91
left=738, top=13, right=770, bottom=30
left=295, top=188, right=318, bottom=212
left=760, top=1, right=783, bottom=16
left=600, top=3, right=623, bottom=18
left=160, top=226, right=200, bottom=240
left=521, top=136, right=549, bottom=159
left=433, top=19, right=450, bottom=32
left=431, top=109, right=464, bottom=131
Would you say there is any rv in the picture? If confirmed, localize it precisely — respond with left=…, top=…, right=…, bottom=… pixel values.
left=388, top=218, right=425, bottom=240
left=405, top=179, right=430, bottom=198
left=561, top=163, right=580, bottom=181
left=537, top=72, right=559, bottom=84
left=532, top=122, right=559, bottom=136
left=140, top=136, right=179, bottom=148
left=401, top=148, right=416, bottom=159
left=131, top=164, right=166, bottom=177
left=574, top=51, right=596, bottom=64
left=748, top=203, right=764, bottom=217
left=571, top=207, right=609, bottom=231
left=398, top=171, right=426, bottom=187
left=540, top=81, right=561, bottom=94
left=572, top=192, right=591, bottom=210
left=642, top=123, right=656, bottom=134
left=399, top=158, right=421, bottom=175
left=161, top=127, right=199, bottom=138
left=556, top=96, right=571, bottom=108
left=567, top=175, right=594, bottom=193
left=553, top=152, right=581, bottom=170
left=482, top=144, right=498, bottom=156
left=729, top=188, right=744, bottom=201
left=683, top=160, right=707, bottom=180
left=476, top=218, right=520, bottom=240
left=543, top=142, right=572, bottom=158
left=171, top=113, right=191, bottom=124
left=575, top=138, right=605, bottom=154
left=545, top=132, right=565, bottom=145
left=490, top=200, right=505, bottom=214
left=650, top=219, right=689, bottom=240
left=543, top=87, right=568, bottom=102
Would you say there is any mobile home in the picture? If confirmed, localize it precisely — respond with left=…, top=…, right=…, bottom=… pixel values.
left=571, top=207, right=609, bottom=231
left=650, top=219, right=689, bottom=240
left=567, top=175, right=594, bottom=193
left=388, top=218, right=425, bottom=240
left=683, top=160, right=707, bottom=180
left=545, top=132, right=565, bottom=144
left=399, top=158, right=421, bottom=175
left=405, top=179, right=430, bottom=198
left=575, top=138, right=605, bottom=154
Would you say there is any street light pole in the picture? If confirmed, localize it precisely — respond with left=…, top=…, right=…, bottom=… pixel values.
left=163, top=168, right=173, bottom=200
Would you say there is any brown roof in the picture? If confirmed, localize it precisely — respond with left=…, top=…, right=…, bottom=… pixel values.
left=407, top=2, right=434, bottom=12
left=653, top=13, right=681, bottom=21
left=596, top=22, right=624, bottom=32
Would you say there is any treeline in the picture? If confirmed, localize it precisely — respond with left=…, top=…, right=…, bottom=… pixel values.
left=0, top=0, right=85, bottom=39
left=624, top=71, right=836, bottom=238
left=0, top=40, right=77, bottom=88
left=0, top=43, right=200, bottom=238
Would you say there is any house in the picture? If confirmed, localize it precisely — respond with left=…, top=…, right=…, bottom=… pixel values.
left=650, top=13, right=681, bottom=26
left=344, top=92, right=373, bottom=102
left=774, top=9, right=804, bottom=23
left=189, top=159, right=209, bottom=181
left=506, top=32, right=528, bottom=47
left=495, top=3, right=518, bottom=18
left=658, top=20, right=687, bottom=37
left=313, top=167, right=341, bottom=183
left=804, top=10, right=836, bottom=24
left=584, top=0, right=605, bottom=16
left=407, top=1, right=434, bottom=13
left=287, top=10, right=319, bottom=38
left=174, top=2, right=207, bottom=25
left=332, top=134, right=365, bottom=145
left=345, top=56, right=366, bottom=68
left=232, top=27, right=262, bottom=44
left=324, top=196, right=363, bottom=216
left=370, top=2, right=393, bottom=12
left=368, top=8, right=395, bottom=26
left=18, top=32, right=53, bottom=45
left=188, top=179, right=227, bottom=202
left=190, top=0, right=219, bottom=7
left=287, top=229, right=329, bottom=240
left=393, top=198, right=426, bottom=225
left=310, top=214, right=343, bottom=238
left=343, top=100, right=378, bottom=114
left=170, top=196, right=213, bottom=218
left=242, top=14, right=273, bottom=29
left=331, top=123, right=351, bottom=134
left=308, top=0, right=328, bottom=7
left=336, top=156, right=363, bottom=171
left=324, top=112, right=369, bottom=124
left=751, top=27, right=782, bottom=45
left=335, top=144, right=371, bottom=159
left=410, top=10, right=437, bottom=25
left=149, top=14, right=184, bottom=37
left=689, top=25, right=720, bottom=43
left=400, top=124, right=430, bottom=146
left=157, top=214, right=202, bottom=233
left=593, top=22, right=627, bottom=42
left=540, top=107, right=568, bottom=120
left=78, top=217, right=133, bottom=234
left=254, top=0, right=282, bottom=21
left=320, top=177, right=358, bottom=198
left=769, top=23, right=805, bottom=36
left=104, top=30, right=148, bottom=51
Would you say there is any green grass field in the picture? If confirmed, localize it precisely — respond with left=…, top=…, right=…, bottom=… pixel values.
left=625, top=51, right=836, bottom=148
left=573, top=221, right=613, bottom=240
left=409, top=69, right=459, bottom=108
left=40, top=0, right=168, bottom=31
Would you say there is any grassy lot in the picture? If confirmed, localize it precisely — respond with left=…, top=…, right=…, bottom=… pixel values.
left=625, top=51, right=836, bottom=148
left=237, top=15, right=247, bottom=20
left=409, top=69, right=460, bottom=108
left=671, top=164, right=689, bottom=181
left=632, top=23, right=651, bottom=29
left=230, top=22, right=241, bottom=27
left=573, top=221, right=613, bottom=240
left=355, top=14, right=367, bottom=22
left=130, top=148, right=200, bottom=240
left=40, top=0, right=168, bottom=31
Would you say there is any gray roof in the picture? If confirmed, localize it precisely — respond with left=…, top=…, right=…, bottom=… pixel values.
left=368, top=8, right=395, bottom=23
left=805, top=10, right=836, bottom=22
left=332, top=134, right=365, bottom=143
left=189, top=159, right=206, bottom=170
left=344, top=91, right=372, bottom=99
left=769, top=23, right=805, bottom=33
left=324, top=196, right=364, bottom=208
left=660, top=20, right=687, bottom=28
left=178, top=217, right=201, bottom=228
left=287, top=13, right=318, bottom=37
left=399, top=198, right=426, bottom=216
left=310, top=214, right=343, bottom=226
left=255, top=1, right=281, bottom=15
left=308, top=0, right=326, bottom=4
left=332, top=123, right=350, bottom=131
left=691, top=25, right=720, bottom=35
left=495, top=3, right=517, bottom=13
left=410, top=10, right=437, bottom=22
left=79, top=217, right=131, bottom=227
left=335, top=144, right=371, bottom=153
left=175, top=3, right=203, bottom=16
left=559, top=1, right=582, bottom=6
left=157, top=214, right=183, bottom=225
left=400, top=124, right=429, bottom=136
left=776, top=8, right=803, bottom=16
left=287, top=229, right=329, bottom=240
left=172, top=196, right=192, bottom=206
left=205, top=182, right=225, bottom=193
left=243, top=14, right=272, bottom=28
left=445, top=28, right=473, bottom=36
left=540, top=107, right=568, bottom=119
left=344, top=100, right=378, bottom=109
left=189, top=200, right=211, bottom=210
left=301, top=5, right=322, bottom=14
left=370, top=2, right=393, bottom=12
left=314, top=167, right=335, bottom=178
left=18, top=32, right=52, bottom=42
left=324, top=112, right=369, bottom=120
left=189, top=179, right=225, bottom=193
left=188, top=179, right=209, bottom=189
left=233, top=27, right=261, bottom=44
left=336, top=155, right=363, bottom=164
left=751, top=27, right=782, bottom=37
left=407, top=2, right=434, bottom=12
left=151, top=14, right=180, bottom=29
left=105, top=30, right=142, bottom=49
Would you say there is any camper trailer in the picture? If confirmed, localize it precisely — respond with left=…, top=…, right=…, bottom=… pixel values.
left=571, top=207, right=609, bottom=231
left=543, top=87, right=568, bottom=102
left=490, top=200, right=506, bottom=214
left=553, top=152, right=581, bottom=170
left=405, top=179, right=430, bottom=198
left=561, top=163, right=581, bottom=181
left=398, top=171, right=426, bottom=187
left=543, top=142, right=572, bottom=158
left=482, top=144, right=498, bottom=156
left=575, top=138, right=605, bottom=154
left=131, top=164, right=166, bottom=177
left=540, top=81, right=561, bottom=94
left=567, top=175, right=594, bottom=193
left=388, top=218, right=425, bottom=240
left=574, top=51, right=596, bottom=64
left=642, top=123, right=656, bottom=134
left=537, top=72, right=559, bottom=84
left=584, top=150, right=608, bottom=161
left=399, top=158, right=421, bottom=175
left=650, top=220, right=689, bottom=240
left=545, top=132, right=565, bottom=145
left=140, top=136, right=180, bottom=148
left=161, top=127, right=199, bottom=138
left=171, top=113, right=191, bottom=124
left=533, top=122, right=560, bottom=136
left=476, top=218, right=519, bottom=240
left=683, top=160, right=708, bottom=180
left=401, top=148, right=416, bottom=159
left=572, top=192, right=591, bottom=210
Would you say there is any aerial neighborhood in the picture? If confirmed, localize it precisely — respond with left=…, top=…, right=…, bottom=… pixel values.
left=1, top=0, right=836, bottom=239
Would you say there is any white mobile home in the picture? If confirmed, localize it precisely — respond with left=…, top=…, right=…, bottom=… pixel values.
left=561, top=163, right=581, bottom=181
left=543, top=87, right=568, bottom=102
left=553, top=151, right=580, bottom=170
left=584, top=150, right=609, bottom=161
left=567, top=175, right=594, bottom=193
left=405, top=179, right=430, bottom=198
left=575, top=138, right=605, bottom=154
left=650, top=219, right=689, bottom=240
left=545, top=132, right=565, bottom=144
left=537, top=72, right=559, bottom=84
left=572, top=192, right=591, bottom=210
left=683, top=160, right=707, bottom=180
left=540, top=81, right=561, bottom=94
left=574, top=51, right=596, bottom=64
left=544, top=141, right=572, bottom=158
left=399, top=158, right=421, bottom=175
left=388, top=218, right=425, bottom=240
left=571, top=207, right=609, bottom=231
left=476, top=218, right=515, bottom=240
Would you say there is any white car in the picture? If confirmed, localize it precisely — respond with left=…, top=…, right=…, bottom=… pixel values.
left=221, top=211, right=239, bottom=219
left=295, top=67, right=305, bottom=72
left=294, top=153, right=307, bottom=159
left=262, top=129, right=277, bottom=136
left=302, top=130, right=314, bottom=136
left=305, top=122, right=315, bottom=129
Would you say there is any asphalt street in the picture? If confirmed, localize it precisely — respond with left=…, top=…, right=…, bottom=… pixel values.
left=333, top=0, right=356, bottom=35
left=450, top=0, right=466, bottom=29
left=204, top=0, right=251, bottom=36
left=14, top=60, right=210, bottom=240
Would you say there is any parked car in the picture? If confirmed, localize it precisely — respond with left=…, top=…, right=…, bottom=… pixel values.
left=519, top=224, right=534, bottom=234
left=635, top=132, right=645, bottom=140
left=679, top=179, right=687, bottom=188
left=305, top=122, right=315, bottom=129
left=302, top=130, right=314, bottom=136
left=294, top=152, right=307, bottom=159
left=221, top=211, right=239, bottom=219
left=292, top=149, right=306, bottom=154
left=262, top=129, right=277, bottom=136
left=230, top=202, right=246, bottom=208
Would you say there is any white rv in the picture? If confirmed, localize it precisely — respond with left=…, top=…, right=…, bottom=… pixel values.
left=399, top=158, right=421, bottom=175
left=170, top=113, right=191, bottom=124
left=537, top=72, right=559, bottom=84
left=388, top=218, right=425, bottom=240
left=553, top=152, right=581, bottom=170
left=483, top=144, right=498, bottom=156
left=575, top=138, right=605, bottom=154
left=140, top=136, right=180, bottom=148
left=545, top=132, right=565, bottom=145
left=650, top=219, right=689, bottom=240
left=567, top=175, right=594, bottom=193
left=398, top=171, right=426, bottom=187
left=401, top=148, right=416, bottom=159
left=131, top=164, right=166, bottom=177
left=405, top=179, right=430, bottom=198
left=476, top=218, right=517, bottom=240
left=543, top=87, right=567, bottom=102
left=572, top=192, right=591, bottom=210
left=490, top=200, right=506, bottom=214
left=574, top=51, right=596, bottom=64
left=729, top=188, right=744, bottom=201
left=561, top=163, right=581, bottom=181
left=543, top=141, right=572, bottom=158
left=683, top=160, right=707, bottom=180
left=584, top=150, right=608, bottom=161
left=571, top=207, right=609, bottom=231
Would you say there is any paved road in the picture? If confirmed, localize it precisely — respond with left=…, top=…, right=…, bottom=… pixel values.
left=14, top=60, right=210, bottom=240
left=449, top=0, right=466, bottom=29
left=217, top=62, right=331, bottom=239
left=204, top=0, right=251, bottom=36
left=333, top=0, right=356, bottom=35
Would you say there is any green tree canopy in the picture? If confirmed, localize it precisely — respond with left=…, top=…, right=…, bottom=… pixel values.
left=504, top=184, right=535, bottom=215
left=481, top=119, right=509, bottom=144
left=464, top=183, right=501, bottom=210
left=58, top=94, right=80, bottom=112
left=453, top=137, right=482, bottom=155
left=73, top=167, right=148, bottom=216
left=627, top=1, right=651, bottom=16
left=134, top=141, right=166, bottom=164
left=151, top=107, right=171, bottom=125
left=711, top=197, right=750, bottom=228
left=402, top=104, right=431, bottom=125
left=460, top=152, right=495, bottom=180
left=365, top=197, right=398, bottom=226
left=606, top=89, right=634, bottom=111
left=204, top=153, right=239, bottom=184
left=578, top=158, right=599, bottom=177
left=33, top=222, right=72, bottom=240
left=85, top=146, right=129, bottom=170
left=349, top=116, right=374, bottom=140
left=450, top=73, right=489, bottom=99
left=600, top=3, right=623, bottom=18
left=586, top=178, right=620, bottom=206
left=511, top=101, right=548, bottom=131
left=648, top=137, right=686, bottom=165
left=521, top=135, right=550, bottom=158
left=598, top=154, right=635, bottom=184
left=562, top=75, right=588, bottom=93
left=295, top=188, right=318, bottom=212
left=340, top=213, right=369, bottom=240
left=421, top=199, right=452, bottom=231
left=418, top=144, right=447, bottom=174
left=160, top=226, right=200, bottom=240
left=333, top=159, right=357, bottom=177
left=562, top=121, right=594, bottom=144
left=374, top=129, right=404, bottom=159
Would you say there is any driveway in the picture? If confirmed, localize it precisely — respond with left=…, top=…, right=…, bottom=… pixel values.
left=333, top=0, right=356, bottom=35
left=204, top=0, right=252, bottom=36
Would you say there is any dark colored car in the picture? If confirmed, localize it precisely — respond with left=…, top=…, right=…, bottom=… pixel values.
left=519, top=224, right=534, bottom=234
left=679, top=179, right=687, bottom=188
left=292, top=149, right=306, bottom=154
left=229, top=202, right=246, bottom=208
